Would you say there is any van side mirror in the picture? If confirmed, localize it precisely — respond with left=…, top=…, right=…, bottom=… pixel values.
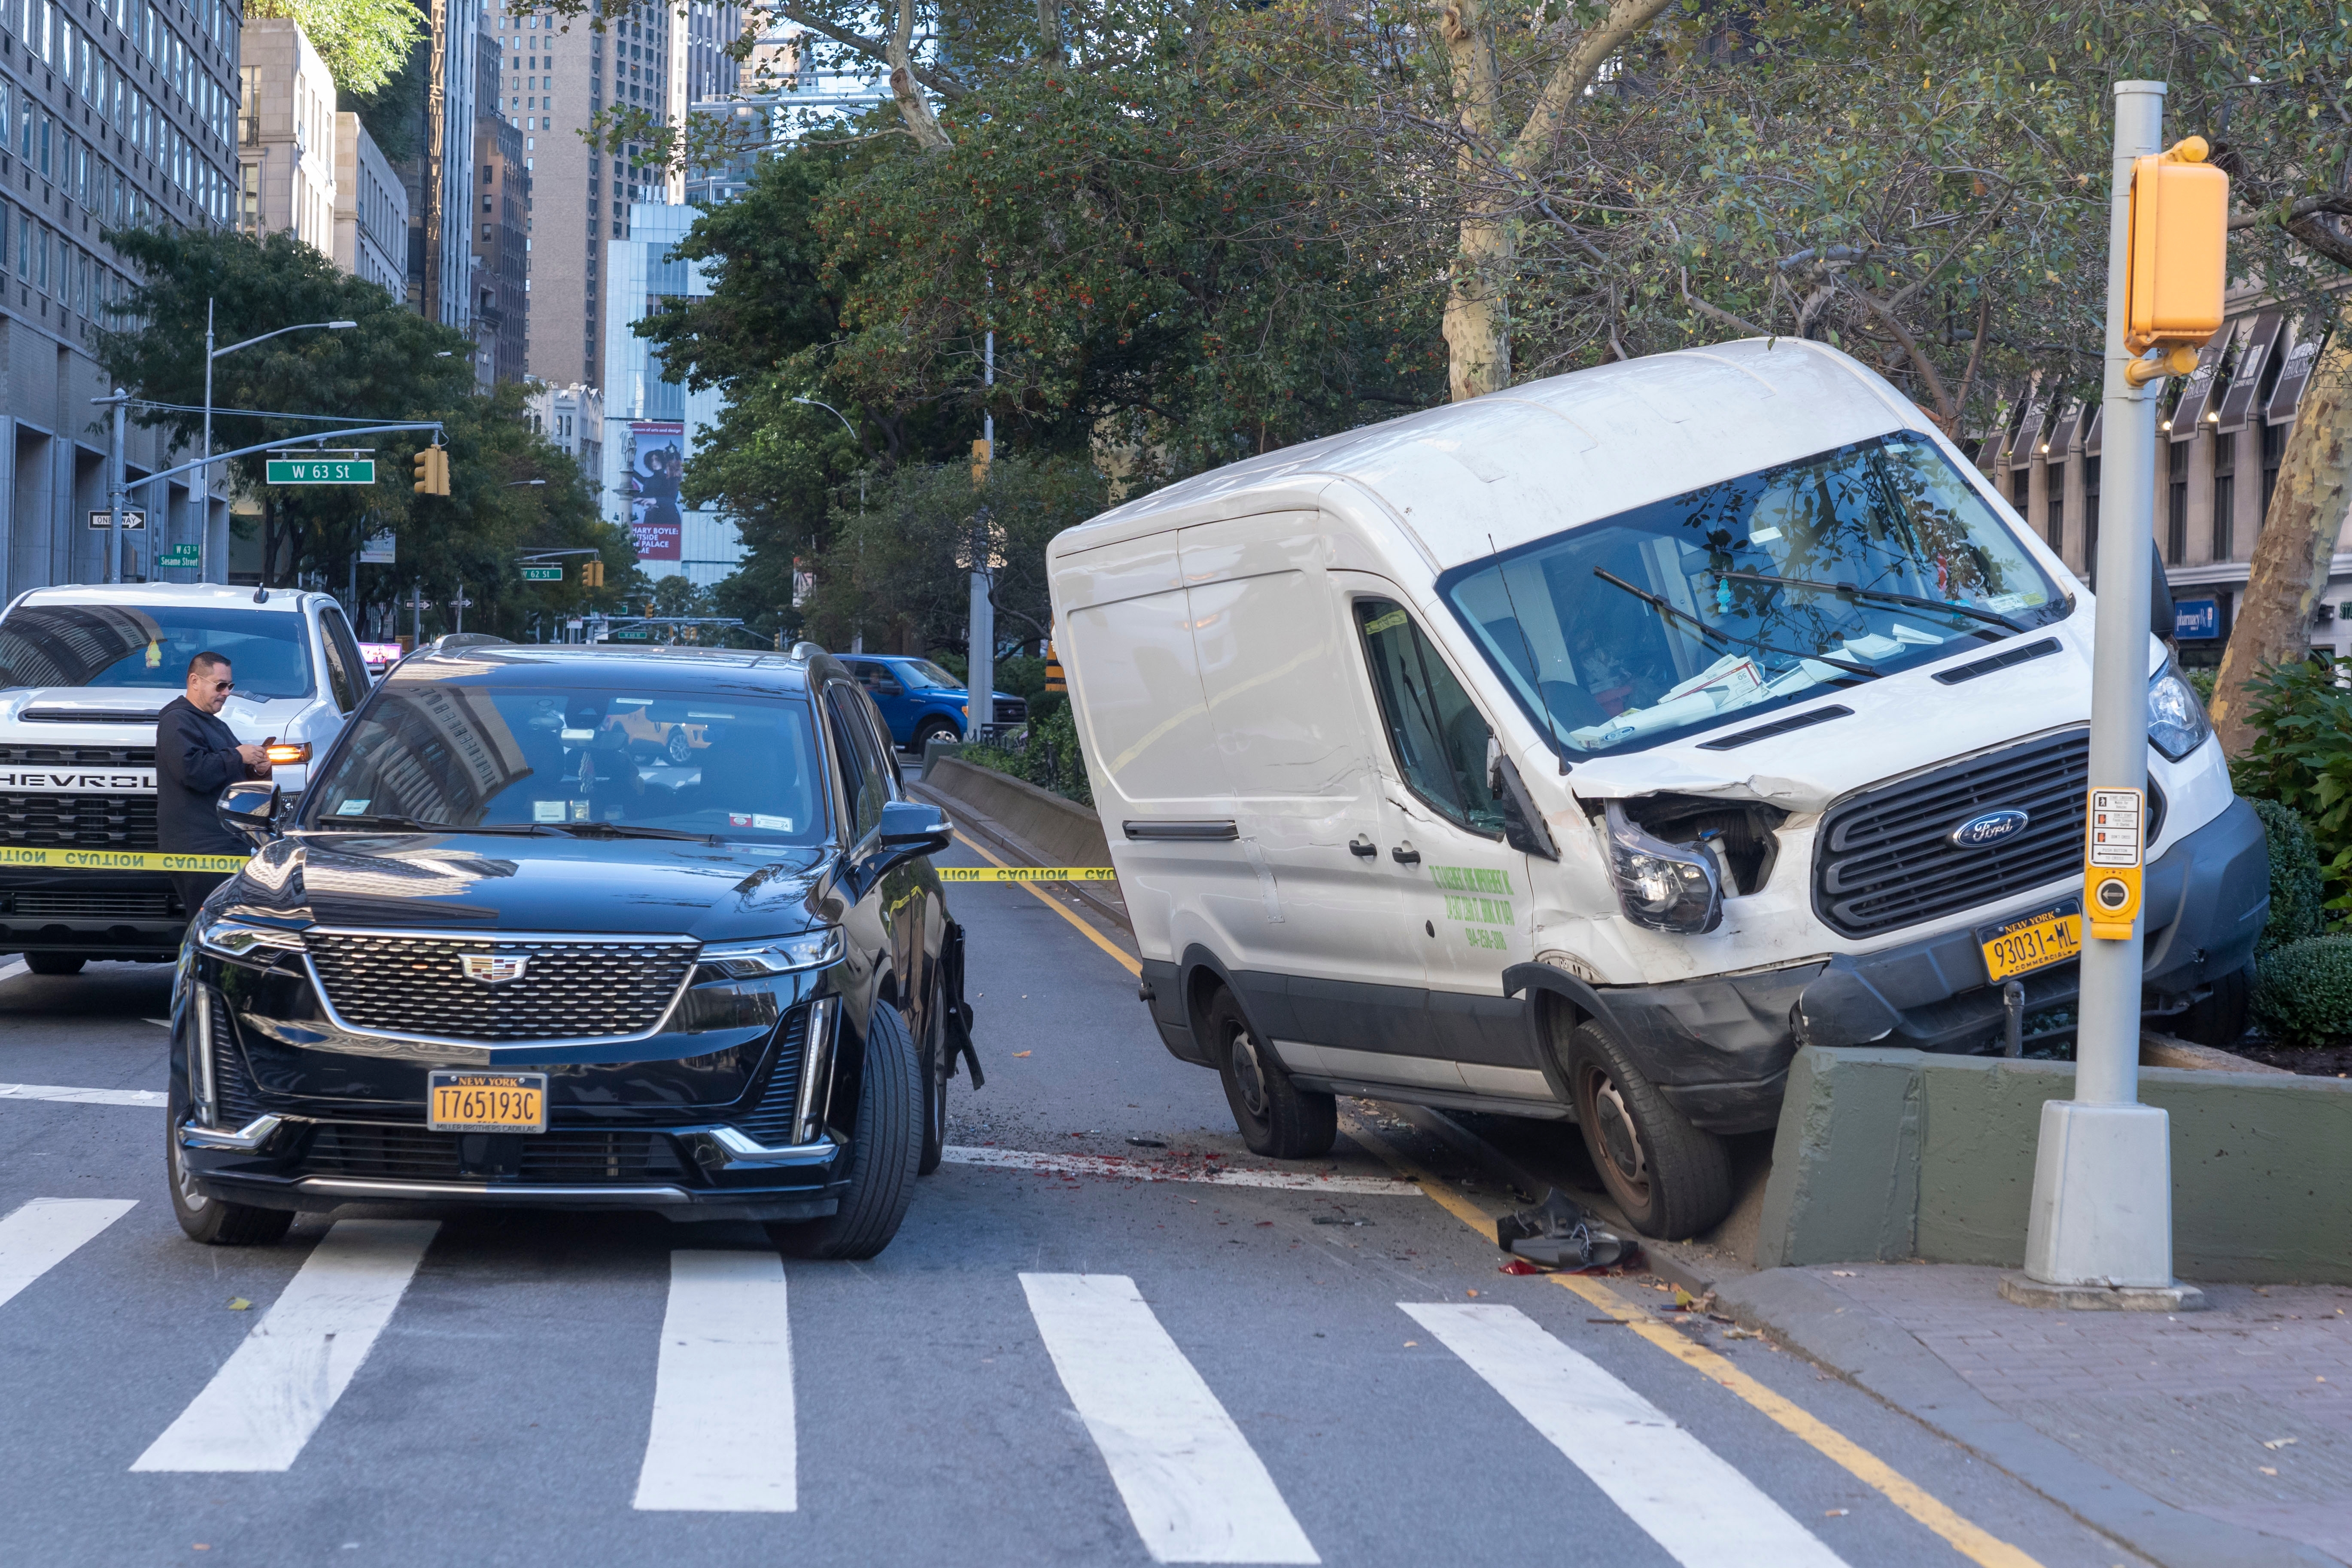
left=217, top=780, right=281, bottom=849
left=1486, top=747, right=1560, bottom=861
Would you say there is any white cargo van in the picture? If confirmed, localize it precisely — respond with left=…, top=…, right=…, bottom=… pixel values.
left=1045, top=339, right=2265, bottom=1237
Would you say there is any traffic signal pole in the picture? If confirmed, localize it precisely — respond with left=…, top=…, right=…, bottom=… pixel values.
left=2010, top=80, right=2202, bottom=1311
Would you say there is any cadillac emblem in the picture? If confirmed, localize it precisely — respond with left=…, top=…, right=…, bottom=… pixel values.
left=460, top=953, right=530, bottom=984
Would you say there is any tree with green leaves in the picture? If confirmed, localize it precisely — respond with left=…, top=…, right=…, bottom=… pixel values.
left=246, top=0, right=423, bottom=95
left=98, top=227, right=630, bottom=641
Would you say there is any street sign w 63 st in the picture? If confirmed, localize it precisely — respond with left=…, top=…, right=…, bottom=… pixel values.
left=267, top=459, right=375, bottom=484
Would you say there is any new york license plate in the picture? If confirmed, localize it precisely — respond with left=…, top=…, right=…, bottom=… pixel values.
left=427, top=1071, right=547, bottom=1133
left=1978, top=903, right=2083, bottom=984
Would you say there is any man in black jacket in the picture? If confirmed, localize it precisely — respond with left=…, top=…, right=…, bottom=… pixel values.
left=157, top=651, right=270, bottom=912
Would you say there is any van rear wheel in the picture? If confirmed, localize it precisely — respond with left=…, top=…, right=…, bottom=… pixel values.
left=1206, top=988, right=1334, bottom=1160
left=1565, top=1020, right=1730, bottom=1240
left=24, top=954, right=86, bottom=976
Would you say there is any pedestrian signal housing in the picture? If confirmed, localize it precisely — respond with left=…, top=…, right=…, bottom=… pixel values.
left=2124, top=137, right=2227, bottom=382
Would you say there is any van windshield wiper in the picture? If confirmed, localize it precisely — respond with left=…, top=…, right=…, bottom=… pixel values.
left=1714, top=571, right=2027, bottom=634
left=547, top=821, right=719, bottom=844
left=1589, top=570, right=1876, bottom=679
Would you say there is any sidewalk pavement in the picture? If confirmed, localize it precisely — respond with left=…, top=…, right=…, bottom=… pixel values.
left=1712, top=1263, right=2352, bottom=1568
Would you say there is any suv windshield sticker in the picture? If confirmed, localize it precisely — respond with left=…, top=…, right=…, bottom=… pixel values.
left=532, top=800, right=568, bottom=822
left=336, top=798, right=371, bottom=815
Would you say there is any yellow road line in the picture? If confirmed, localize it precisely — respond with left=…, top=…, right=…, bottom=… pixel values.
left=1338, top=1115, right=2045, bottom=1568
left=951, top=831, right=1141, bottom=978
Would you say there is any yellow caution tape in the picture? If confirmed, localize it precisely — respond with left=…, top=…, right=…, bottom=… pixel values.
left=0, top=847, right=249, bottom=874
left=936, top=866, right=1116, bottom=883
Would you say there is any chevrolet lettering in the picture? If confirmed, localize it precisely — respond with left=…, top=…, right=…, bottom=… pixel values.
left=0, top=769, right=158, bottom=792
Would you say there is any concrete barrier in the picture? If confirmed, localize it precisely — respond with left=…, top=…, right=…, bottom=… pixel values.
left=1754, top=1046, right=2352, bottom=1283
left=916, top=757, right=1113, bottom=874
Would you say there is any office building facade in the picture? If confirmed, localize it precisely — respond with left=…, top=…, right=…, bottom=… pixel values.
left=1978, top=301, right=2351, bottom=667
left=600, top=201, right=740, bottom=587
left=333, top=110, right=406, bottom=298
left=471, top=32, right=523, bottom=380
left=1, top=0, right=240, bottom=589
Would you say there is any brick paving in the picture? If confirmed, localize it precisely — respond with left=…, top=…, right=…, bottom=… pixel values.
left=1797, top=1264, right=2352, bottom=1561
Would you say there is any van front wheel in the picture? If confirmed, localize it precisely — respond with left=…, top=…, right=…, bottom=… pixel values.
left=1206, top=988, right=1334, bottom=1160
left=1565, top=1020, right=1730, bottom=1240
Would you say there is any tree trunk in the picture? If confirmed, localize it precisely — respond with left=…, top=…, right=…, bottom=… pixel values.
left=1439, top=0, right=1509, bottom=402
left=887, top=0, right=950, bottom=151
left=2210, top=304, right=2352, bottom=755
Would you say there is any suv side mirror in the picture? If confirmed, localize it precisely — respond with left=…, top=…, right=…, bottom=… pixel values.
left=878, top=799, right=953, bottom=857
left=217, top=780, right=281, bottom=848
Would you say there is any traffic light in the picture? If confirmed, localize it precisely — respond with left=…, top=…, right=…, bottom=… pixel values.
left=411, top=446, right=450, bottom=496
left=2124, top=136, right=2228, bottom=384
left=970, top=436, right=991, bottom=489
left=581, top=558, right=604, bottom=588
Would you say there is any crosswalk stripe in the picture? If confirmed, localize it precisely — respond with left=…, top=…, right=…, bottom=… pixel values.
left=1021, top=1273, right=1318, bottom=1565
left=131, top=1219, right=439, bottom=1474
left=0, top=1081, right=167, bottom=1107
left=633, top=1251, right=797, bottom=1512
left=1404, top=1303, right=1848, bottom=1568
left=0, top=1198, right=136, bottom=1310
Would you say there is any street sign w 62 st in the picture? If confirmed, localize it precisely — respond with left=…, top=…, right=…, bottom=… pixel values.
left=520, top=565, right=563, bottom=581
left=267, top=459, right=375, bottom=484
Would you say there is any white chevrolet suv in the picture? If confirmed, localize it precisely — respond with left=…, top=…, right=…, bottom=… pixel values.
left=0, top=583, right=372, bottom=973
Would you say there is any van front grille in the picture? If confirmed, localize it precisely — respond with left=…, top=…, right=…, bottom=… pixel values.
left=1813, top=729, right=2166, bottom=939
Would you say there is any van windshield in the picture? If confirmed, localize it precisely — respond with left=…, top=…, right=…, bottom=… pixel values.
left=1437, top=433, right=2067, bottom=756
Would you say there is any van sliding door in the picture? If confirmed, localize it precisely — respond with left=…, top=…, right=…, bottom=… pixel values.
left=1174, top=520, right=1425, bottom=1062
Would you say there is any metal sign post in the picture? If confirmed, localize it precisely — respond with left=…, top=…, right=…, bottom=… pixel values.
left=2012, top=80, right=2200, bottom=1311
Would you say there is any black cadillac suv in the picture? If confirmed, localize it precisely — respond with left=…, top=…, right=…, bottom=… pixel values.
left=165, top=640, right=975, bottom=1260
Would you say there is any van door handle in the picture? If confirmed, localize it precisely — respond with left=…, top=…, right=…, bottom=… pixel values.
left=1391, top=842, right=1422, bottom=865
left=1348, top=836, right=1377, bottom=859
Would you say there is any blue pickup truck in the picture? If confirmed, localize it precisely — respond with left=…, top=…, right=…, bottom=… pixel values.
left=838, top=656, right=1029, bottom=752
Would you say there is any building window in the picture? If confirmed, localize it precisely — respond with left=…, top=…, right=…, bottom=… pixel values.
left=2010, top=468, right=2027, bottom=512
left=2213, top=431, right=2237, bottom=562
left=2262, top=420, right=2285, bottom=530
left=2082, top=456, right=2101, bottom=585
left=2048, top=462, right=2065, bottom=556
left=2166, top=439, right=2188, bottom=564
left=238, top=161, right=259, bottom=234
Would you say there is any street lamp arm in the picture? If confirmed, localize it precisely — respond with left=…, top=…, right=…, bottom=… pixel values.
left=790, top=395, right=857, bottom=441
left=212, top=320, right=360, bottom=360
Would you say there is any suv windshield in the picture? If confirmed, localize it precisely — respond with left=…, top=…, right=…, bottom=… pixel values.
left=1437, top=432, right=2066, bottom=755
left=301, top=683, right=828, bottom=844
left=0, top=604, right=316, bottom=699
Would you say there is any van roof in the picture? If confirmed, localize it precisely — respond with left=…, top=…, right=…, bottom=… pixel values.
left=1053, top=339, right=1930, bottom=571
left=12, top=583, right=319, bottom=613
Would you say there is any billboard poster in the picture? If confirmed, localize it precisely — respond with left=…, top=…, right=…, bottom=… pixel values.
left=629, top=421, right=686, bottom=561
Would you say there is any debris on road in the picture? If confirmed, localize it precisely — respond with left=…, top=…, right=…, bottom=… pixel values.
left=1492, top=1188, right=1636, bottom=1270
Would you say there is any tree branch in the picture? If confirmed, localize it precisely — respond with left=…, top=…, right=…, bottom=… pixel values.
left=884, top=0, right=951, bottom=149
left=2284, top=192, right=2352, bottom=269
left=769, top=3, right=966, bottom=100
left=1847, top=283, right=1956, bottom=429
left=1515, top=0, right=1676, bottom=162
left=1679, top=266, right=1768, bottom=337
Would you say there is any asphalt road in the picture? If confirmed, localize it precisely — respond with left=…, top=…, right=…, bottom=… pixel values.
left=0, top=846, right=2156, bottom=1568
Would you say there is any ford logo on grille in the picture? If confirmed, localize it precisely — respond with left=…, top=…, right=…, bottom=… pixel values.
left=1949, top=809, right=2030, bottom=849
left=460, top=953, right=529, bottom=983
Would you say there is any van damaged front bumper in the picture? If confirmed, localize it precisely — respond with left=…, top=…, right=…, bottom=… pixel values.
left=1508, top=796, right=2269, bottom=1135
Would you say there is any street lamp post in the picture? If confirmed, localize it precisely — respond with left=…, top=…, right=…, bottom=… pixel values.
left=790, top=396, right=864, bottom=508
left=202, top=305, right=358, bottom=581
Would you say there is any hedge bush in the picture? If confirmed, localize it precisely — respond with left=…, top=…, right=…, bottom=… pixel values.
left=2252, top=798, right=2327, bottom=955
left=2251, top=933, right=2352, bottom=1045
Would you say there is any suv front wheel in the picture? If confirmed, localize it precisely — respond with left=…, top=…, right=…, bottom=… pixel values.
left=768, top=1003, right=923, bottom=1260
left=166, top=1090, right=294, bottom=1246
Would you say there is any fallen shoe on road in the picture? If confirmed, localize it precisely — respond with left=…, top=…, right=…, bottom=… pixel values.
left=1494, top=1188, right=1636, bottom=1270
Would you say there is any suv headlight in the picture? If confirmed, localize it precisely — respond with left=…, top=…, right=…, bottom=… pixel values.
left=1604, top=802, right=1723, bottom=935
left=2147, top=659, right=2213, bottom=762
left=195, top=918, right=308, bottom=960
left=697, top=928, right=843, bottom=978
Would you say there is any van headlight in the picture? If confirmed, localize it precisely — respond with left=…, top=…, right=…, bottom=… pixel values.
left=1604, top=802, right=1723, bottom=935
left=2147, top=661, right=2213, bottom=762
